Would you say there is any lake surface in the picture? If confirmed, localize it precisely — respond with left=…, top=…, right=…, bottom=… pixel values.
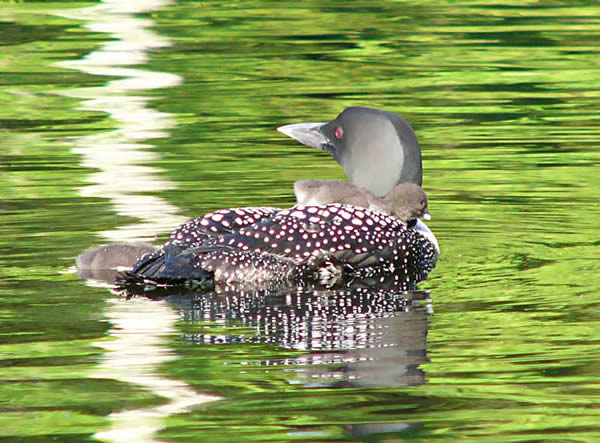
left=1, top=0, right=599, bottom=441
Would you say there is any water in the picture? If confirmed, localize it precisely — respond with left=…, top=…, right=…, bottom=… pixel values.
left=1, top=0, right=599, bottom=441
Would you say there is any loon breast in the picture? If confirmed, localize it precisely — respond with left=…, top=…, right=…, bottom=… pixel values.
left=123, top=204, right=437, bottom=289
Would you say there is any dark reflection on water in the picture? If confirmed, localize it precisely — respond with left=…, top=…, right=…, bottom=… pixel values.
left=171, top=288, right=429, bottom=353
left=158, top=285, right=431, bottom=438
left=80, top=267, right=434, bottom=438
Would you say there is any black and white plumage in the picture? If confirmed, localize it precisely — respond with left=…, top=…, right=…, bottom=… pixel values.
left=119, top=203, right=437, bottom=290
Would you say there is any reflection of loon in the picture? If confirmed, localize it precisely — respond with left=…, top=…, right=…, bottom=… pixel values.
left=156, top=281, right=431, bottom=438
left=173, top=286, right=429, bottom=354
left=81, top=107, right=440, bottom=289
left=161, top=275, right=431, bottom=439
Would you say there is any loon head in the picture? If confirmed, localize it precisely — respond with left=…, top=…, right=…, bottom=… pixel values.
left=278, top=107, right=422, bottom=197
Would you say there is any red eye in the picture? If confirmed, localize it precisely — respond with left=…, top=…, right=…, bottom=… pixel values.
left=335, top=126, right=343, bottom=139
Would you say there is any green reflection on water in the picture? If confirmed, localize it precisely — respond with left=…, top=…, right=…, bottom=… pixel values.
left=1, top=0, right=599, bottom=441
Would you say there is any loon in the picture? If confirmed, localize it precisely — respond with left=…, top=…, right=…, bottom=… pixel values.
left=77, top=242, right=156, bottom=271
left=79, top=107, right=438, bottom=289
left=294, top=180, right=430, bottom=222
left=120, top=196, right=436, bottom=289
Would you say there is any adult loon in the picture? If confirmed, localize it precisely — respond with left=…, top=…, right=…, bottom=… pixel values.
left=80, top=107, right=438, bottom=289
left=119, top=192, right=436, bottom=289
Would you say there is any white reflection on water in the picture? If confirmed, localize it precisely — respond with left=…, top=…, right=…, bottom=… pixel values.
left=58, top=0, right=189, bottom=243
left=93, top=298, right=216, bottom=442
left=56, top=1, right=219, bottom=441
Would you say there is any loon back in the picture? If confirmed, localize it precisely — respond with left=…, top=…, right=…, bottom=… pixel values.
left=119, top=204, right=437, bottom=291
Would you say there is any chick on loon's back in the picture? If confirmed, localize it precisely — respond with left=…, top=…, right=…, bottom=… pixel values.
left=294, top=180, right=430, bottom=222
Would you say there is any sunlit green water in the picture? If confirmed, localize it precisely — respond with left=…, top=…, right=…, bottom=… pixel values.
left=1, top=0, right=599, bottom=441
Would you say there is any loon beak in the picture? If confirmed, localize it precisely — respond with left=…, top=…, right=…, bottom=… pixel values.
left=277, top=122, right=330, bottom=151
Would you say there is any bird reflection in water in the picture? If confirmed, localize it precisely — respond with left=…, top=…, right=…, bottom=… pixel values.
left=81, top=257, right=432, bottom=438
left=131, top=279, right=432, bottom=439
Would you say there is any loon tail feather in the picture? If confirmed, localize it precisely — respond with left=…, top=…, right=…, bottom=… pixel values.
left=118, top=248, right=215, bottom=291
left=115, top=268, right=214, bottom=291
left=132, top=251, right=167, bottom=276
